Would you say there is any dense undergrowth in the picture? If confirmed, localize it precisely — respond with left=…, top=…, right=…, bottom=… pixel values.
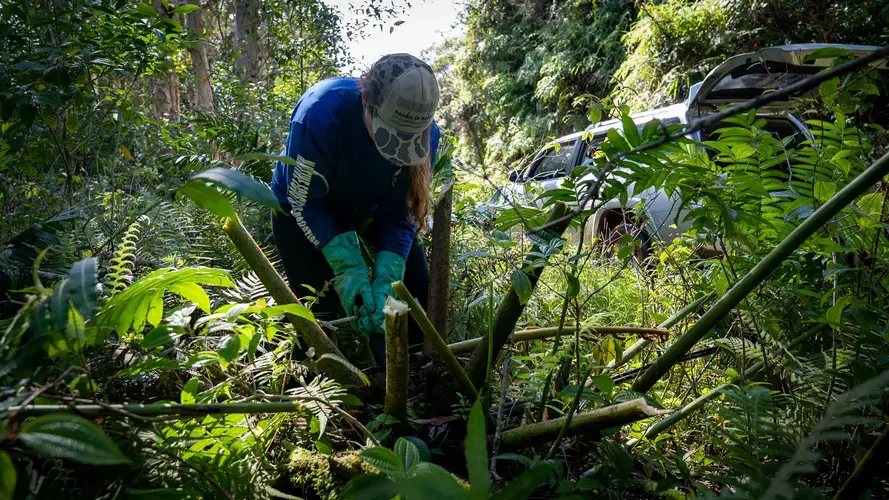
left=2, top=0, right=889, bottom=499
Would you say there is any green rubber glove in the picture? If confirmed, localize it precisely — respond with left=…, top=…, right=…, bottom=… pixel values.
left=365, top=251, right=407, bottom=335
left=320, top=232, right=374, bottom=331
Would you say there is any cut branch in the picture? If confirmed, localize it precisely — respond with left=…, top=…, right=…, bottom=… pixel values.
left=632, top=149, right=889, bottom=393
left=496, top=398, right=669, bottom=449
left=383, top=297, right=409, bottom=423
left=447, top=325, right=668, bottom=355
left=607, top=293, right=713, bottom=373
left=392, top=281, right=479, bottom=401
left=222, top=215, right=362, bottom=387
left=466, top=202, right=573, bottom=388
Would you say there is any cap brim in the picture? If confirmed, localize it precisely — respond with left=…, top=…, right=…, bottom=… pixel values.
left=372, top=113, right=430, bottom=166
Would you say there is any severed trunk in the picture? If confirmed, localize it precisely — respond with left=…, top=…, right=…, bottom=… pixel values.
left=234, top=0, right=261, bottom=81
left=496, top=398, right=669, bottom=449
left=222, top=216, right=363, bottom=387
left=151, top=0, right=180, bottom=120
left=425, top=182, right=453, bottom=352
left=186, top=0, right=214, bottom=110
left=383, top=297, right=409, bottom=424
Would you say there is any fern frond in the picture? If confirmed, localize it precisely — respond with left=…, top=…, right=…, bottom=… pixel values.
left=761, top=370, right=889, bottom=499
left=105, top=215, right=148, bottom=297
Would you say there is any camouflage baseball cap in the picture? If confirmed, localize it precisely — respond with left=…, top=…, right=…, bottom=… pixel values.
left=363, top=54, right=440, bottom=166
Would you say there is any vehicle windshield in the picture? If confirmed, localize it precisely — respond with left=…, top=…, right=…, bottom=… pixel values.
left=706, top=61, right=820, bottom=100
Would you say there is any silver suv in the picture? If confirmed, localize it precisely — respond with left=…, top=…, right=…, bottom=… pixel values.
left=505, top=44, right=884, bottom=255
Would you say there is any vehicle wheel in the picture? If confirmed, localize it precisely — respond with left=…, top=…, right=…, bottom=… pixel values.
left=600, top=223, right=650, bottom=262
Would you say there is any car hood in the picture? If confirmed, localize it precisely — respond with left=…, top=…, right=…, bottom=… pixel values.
left=688, top=44, right=885, bottom=113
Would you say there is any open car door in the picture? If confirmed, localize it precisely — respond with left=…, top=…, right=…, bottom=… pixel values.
left=687, top=44, right=886, bottom=115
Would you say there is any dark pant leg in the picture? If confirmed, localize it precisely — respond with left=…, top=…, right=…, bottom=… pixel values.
left=271, top=208, right=342, bottom=323
left=401, top=238, right=430, bottom=347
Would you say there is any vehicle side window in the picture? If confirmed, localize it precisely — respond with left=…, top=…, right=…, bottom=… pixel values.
left=531, top=140, right=576, bottom=179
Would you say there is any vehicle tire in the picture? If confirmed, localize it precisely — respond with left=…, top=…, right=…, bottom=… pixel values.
left=600, top=223, right=650, bottom=262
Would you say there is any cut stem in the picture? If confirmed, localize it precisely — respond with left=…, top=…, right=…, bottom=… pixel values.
left=496, top=398, right=669, bottom=449
left=448, top=325, right=669, bottom=355
left=607, top=293, right=713, bottom=373
left=222, top=215, right=361, bottom=386
left=392, top=281, right=478, bottom=401
left=383, top=297, right=409, bottom=423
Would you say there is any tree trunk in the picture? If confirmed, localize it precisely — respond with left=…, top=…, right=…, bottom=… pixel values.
left=186, top=0, right=214, bottom=111
left=152, top=0, right=180, bottom=120
left=234, top=0, right=261, bottom=81
left=426, top=182, right=453, bottom=352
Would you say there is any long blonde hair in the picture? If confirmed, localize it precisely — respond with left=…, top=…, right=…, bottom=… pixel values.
left=406, top=159, right=431, bottom=230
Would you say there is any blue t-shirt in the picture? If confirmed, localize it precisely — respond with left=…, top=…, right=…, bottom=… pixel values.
left=271, top=77, right=440, bottom=260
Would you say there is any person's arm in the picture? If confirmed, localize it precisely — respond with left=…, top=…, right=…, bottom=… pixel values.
left=282, top=105, right=374, bottom=324
left=280, top=115, right=339, bottom=249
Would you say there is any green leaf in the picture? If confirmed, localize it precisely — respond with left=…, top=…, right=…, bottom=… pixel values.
left=359, top=447, right=403, bottom=477
left=814, top=181, right=837, bottom=203
left=219, top=335, right=241, bottom=363
left=0, top=451, right=15, bottom=500
left=179, top=181, right=236, bottom=218
left=341, top=474, right=398, bottom=500
left=804, top=47, right=851, bottom=62
left=232, top=152, right=297, bottom=166
left=35, top=89, right=61, bottom=108
left=394, top=438, right=420, bottom=473
left=19, top=414, right=132, bottom=465
left=99, top=267, right=233, bottom=335
left=190, top=167, right=283, bottom=213
left=135, top=2, right=158, bottom=17
left=173, top=3, right=199, bottom=14
left=261, top=303, right=315, bottom=321
left=819, top=77, right=840, bottom=106
left=69, top=258, right=98, bottom=323
left=621, top=113, right=642, bottom=148
left=593, top=375, right=615, bottom=396
left=402, top=436, right=430, bottom=462
left=566, top=274, right=580, bottom=299
left=826, top=296, right=854, bottom=325
left=316, top=353, right=370, bottom=386
left=466, top=399, right=489, bottom=499
left=185, top=352, right=219, bottom=367
left=169, top=282, right=211, bottom=312
left=393, top=462, right=468, bottom=499
left=180, top=377, right=199, bottom=404
left=49, top=279, right=71, bottom=331
left=491, top=462, right=553, bottom=500
left=511, top=270, right=532, bottom=305
left=142, top=325, right=175, bottom=349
